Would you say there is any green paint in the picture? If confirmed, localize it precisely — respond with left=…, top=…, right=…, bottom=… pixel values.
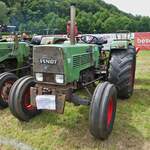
left=62, top=44, right=99, bottom=83
left=111, top=40, right=129, bottom=49
left=35, top=43, right=100, bottom=84
left=0, top=41, right=30, bottom=66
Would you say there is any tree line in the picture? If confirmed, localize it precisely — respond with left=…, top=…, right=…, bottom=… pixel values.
left=0, top=0, right=150, bottom=34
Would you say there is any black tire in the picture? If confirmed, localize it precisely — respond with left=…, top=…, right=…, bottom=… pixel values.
left=8, top=76, right=30, bottom=119
left=89, top=82, right=117, bottom=140
left=0, top=72, right=18, bottom=108
left=9, top=76, right=40, bottom=121
left=108, top=46, right=136, bottom=99
left=0, top=73, right=8, bottom=109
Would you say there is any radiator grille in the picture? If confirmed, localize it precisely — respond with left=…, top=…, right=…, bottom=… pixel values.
left=43, top=73, right=55, bottom=82
left=73, top=53, right=91, bottom=68
left=33, top=46, right=64, bottom=74
left=73, top=55, right=80, bottom=68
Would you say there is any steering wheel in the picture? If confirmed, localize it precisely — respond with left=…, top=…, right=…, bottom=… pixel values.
left=80, top=35, right=99, bottom=44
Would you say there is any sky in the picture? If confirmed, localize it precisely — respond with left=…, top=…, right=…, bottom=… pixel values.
left=103, top=0, right=150, bottom=16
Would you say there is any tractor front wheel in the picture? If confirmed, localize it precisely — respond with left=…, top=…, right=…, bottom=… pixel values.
left=0, top=72, right=18, bottom=109
left=9, top=76, right=40, bottom=121
left=89, top=82, right=117, bottom=140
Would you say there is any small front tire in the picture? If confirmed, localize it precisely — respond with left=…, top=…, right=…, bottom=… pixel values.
left=9, top=76, right=40, bottom=121
left=89, top=82, right=117, bottom=140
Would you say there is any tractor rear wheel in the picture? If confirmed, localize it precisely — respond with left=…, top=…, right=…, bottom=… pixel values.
left=108, top=46, right=136, bottom=99
left=89, top=82, right=117, bottom=140
left=9, top=76, right=40, bottom=121
left=0, top=72, right=18, bottom=109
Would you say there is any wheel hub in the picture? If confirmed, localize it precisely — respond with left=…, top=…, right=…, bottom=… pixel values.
left=1, top=81, right=13, bottom=102
left=23, top=89, right=34, bottom=110
left=107, top=97, right=113, bottom=128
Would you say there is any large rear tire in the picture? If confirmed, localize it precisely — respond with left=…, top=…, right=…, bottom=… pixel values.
left=9, top=76, right=40, bottom=121
left=108, top=46, right=136, bottom=99
left=89, top=82, right=117, bottom=140
left=0, top=72, right=18, bottom=109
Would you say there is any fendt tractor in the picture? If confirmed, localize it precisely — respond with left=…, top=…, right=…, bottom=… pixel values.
left=9, top=5, right=136, bottom=140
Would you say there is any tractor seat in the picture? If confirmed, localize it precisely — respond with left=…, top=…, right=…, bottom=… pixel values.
left=81, top=35, right=107, bottom=45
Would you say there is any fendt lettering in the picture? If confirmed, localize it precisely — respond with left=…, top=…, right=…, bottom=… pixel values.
left=39, top=58, right=57, bottom=65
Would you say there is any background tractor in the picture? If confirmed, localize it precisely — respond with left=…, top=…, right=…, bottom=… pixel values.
left=9, top=5, right=136, bottom=140
left=0, top=34, right=32, bottom=109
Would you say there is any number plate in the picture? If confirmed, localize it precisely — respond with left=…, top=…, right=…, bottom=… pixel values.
left=36, top=95, right=56, bottom=110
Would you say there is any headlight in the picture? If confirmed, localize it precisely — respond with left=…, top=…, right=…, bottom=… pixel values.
left=55, top=74, right=64, bottom=84
left=35, top=73, right=43, bottom=81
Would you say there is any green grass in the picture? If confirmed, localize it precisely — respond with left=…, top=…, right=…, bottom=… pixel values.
left=0, top=51, right=150, bottom=150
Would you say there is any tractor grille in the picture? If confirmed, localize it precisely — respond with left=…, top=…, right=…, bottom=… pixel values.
left=43, top=73, right=55, bottom=82
left=73, top=55, right=80, bottom=68
left=33, top=46, right=64, bottom=74
left=73, top=53, right=91, bottom=68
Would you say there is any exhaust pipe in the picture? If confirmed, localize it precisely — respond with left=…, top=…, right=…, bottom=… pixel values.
left=70, top=4, right=76, bottom=45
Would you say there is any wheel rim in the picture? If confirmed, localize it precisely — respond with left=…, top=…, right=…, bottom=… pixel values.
left=23, top=88, right=34, bottom=110
left=0, top=80, right=14, bottom=102
left=107, top=97, right=114, bottom=128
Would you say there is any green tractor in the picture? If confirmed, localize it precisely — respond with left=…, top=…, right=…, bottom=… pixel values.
left=0, top=35, right=32, bottom=109
left=8, top=5, right=136, bottom=140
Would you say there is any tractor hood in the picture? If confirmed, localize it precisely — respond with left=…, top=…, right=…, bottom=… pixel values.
left=33, top=43, right=99, bottom=84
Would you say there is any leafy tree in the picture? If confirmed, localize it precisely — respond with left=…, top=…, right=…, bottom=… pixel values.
left=43, top=12, right=66, bottom=33
left=139, top=17, right=150, bottom=32
left=0, top=1, right=9, bottom=24
left=77, top=11, right=95, bottom=33
left=103, top=15, right=119, bottom=33
left=1, top=0, right=150, bottom=33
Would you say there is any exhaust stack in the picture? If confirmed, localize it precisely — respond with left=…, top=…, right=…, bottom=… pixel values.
left=70, top=4, right=76, bottom=45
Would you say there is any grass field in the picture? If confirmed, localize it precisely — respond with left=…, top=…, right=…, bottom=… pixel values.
left=0, top=51, right=150, bottom=150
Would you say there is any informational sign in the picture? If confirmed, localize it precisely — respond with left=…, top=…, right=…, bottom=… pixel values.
left=134, top=32, right=150, bottom=50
